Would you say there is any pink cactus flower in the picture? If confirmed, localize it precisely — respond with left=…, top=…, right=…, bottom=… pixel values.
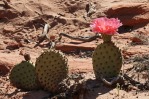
left=90, top=17, right=122, bottom=35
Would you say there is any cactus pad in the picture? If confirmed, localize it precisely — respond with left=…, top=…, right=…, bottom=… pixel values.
left=92, top=42, right=122, bottom=78
left=35, top=50, right=68, bottom=93
left=9, top=61, right=38, bottom=90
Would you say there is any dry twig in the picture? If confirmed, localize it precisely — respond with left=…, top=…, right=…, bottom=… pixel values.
left=59, top=33, right=100, bottom=42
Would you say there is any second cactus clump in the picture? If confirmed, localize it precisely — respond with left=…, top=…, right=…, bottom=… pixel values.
left=91, top=17, right=123, bottom=79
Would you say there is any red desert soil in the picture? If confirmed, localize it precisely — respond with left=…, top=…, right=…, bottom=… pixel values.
left=0, top=0, right=149, bottom=99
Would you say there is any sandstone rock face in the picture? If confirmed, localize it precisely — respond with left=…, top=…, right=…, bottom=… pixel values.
left=105, top=3, right=149, bottom=26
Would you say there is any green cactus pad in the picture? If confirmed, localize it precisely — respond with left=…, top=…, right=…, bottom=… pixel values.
left=9, top=61, right=38, bottom=90
left=92, top=42, right=122, bottom=78
left=35, top=49, right=68, bottom=93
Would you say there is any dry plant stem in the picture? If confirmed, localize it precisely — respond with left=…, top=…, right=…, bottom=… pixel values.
left=5, top=9, right=98, bottom=45
left=116, top=83, right=120, bottom=96
left=34, top=24, right=50, bottom=47
left=123, top=74, right=141, bottom=85
left=59, top=33, right=101, bottom=42
left=123, top=74, right=149, bottom=90
left=100, top=75, right=122, bottom=86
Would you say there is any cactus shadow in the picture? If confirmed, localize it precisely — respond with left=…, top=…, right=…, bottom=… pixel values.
left=22, top=90, right=50, bottom=99
left=84, top=79, right=114, bottom=99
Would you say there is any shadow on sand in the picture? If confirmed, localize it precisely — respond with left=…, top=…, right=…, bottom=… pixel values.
left=83, top=79, right=113, bottom=99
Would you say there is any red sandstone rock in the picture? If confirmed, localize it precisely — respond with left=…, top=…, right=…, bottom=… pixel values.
left=0, top=60, right=12, bottom=75
left=5, top=41, right=24, bottom=50
left=130, top=37, right=143, bottom=44
left=55, top=42, right=96, bottom=52
left=105, top=3, right=149, bottom=26
left=3, top=25, right=16, bottom=33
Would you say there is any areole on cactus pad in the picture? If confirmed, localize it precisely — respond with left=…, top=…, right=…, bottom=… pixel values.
left=91, top=17, right=123, bottom=78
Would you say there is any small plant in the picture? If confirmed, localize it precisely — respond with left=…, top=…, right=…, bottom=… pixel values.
left=9, top=60, right=38, bottom=90
left=91, top=17, right=123, bottom=78
left=116, top=83, right=120, bottom=96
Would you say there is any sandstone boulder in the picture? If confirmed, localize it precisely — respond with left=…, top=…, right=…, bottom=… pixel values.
left=0, top=60, right=12, bottom=75
left=0, top=1, right=18, bottom=19
left=105, top=3, right=149, bottom=26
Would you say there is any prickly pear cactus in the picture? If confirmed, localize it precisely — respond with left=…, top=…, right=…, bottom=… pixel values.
left=35, top=49, right=68, bottom=93
left=92, top=34, right=122, bottom=78
left=9, top=61, right=38, bottom=90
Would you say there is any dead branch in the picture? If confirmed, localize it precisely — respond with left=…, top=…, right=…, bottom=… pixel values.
left=123, top=74, right=149, bottom=90
left=59, top=33, right=101, bottom=42
left=34, top=24, right=50, bottom=47
left=100, top=75, right=124, bottom=87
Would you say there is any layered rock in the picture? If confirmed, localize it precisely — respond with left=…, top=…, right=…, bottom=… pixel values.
left=105, top=3, right=149, bottom=26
